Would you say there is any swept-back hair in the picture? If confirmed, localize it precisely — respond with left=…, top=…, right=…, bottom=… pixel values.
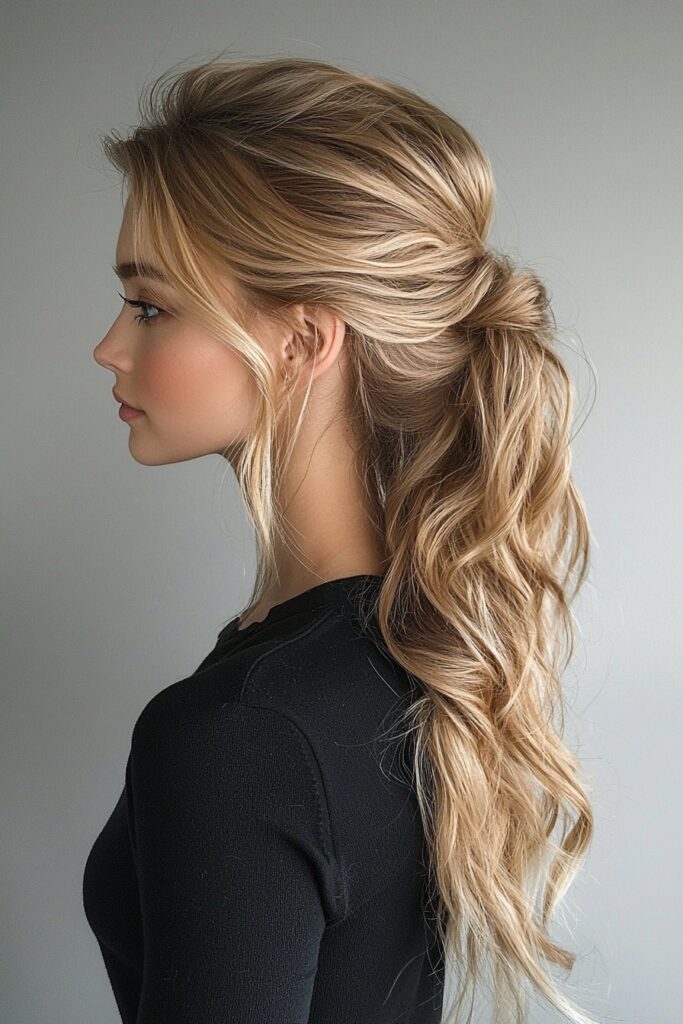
left=102, top=53, right=597, bottom=1024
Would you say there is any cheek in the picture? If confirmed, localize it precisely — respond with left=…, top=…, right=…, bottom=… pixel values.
left=141, top=348, right=201, bottom=408
left=142, top=339, right=258, bottom=429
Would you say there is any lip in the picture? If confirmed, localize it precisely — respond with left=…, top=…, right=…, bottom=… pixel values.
left=112, top=388, right=143, bottom=412
left=119, top=403, right=144, bottom=422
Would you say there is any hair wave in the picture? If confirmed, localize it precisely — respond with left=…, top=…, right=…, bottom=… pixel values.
left=102, top=52, right=597, bottom=1024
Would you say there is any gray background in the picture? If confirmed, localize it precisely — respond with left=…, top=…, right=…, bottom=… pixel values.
left=2, top=2, right=681, bottom=1022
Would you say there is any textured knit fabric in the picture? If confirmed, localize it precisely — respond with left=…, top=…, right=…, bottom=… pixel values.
left=82, top=574, right=445, bottom=1023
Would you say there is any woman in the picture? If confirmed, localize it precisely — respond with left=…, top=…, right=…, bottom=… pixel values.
left=84, top=55, right=597, bottom=1024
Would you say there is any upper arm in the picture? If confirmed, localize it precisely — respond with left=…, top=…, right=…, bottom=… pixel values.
left=127, top=697, right=339, bottom=1023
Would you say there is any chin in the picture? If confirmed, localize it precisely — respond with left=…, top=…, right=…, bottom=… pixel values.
left=128, top=437, right=217, bottom=466
left=127, top=434, right=165, bottom=466
left=128, top=447, right=166, bottom=466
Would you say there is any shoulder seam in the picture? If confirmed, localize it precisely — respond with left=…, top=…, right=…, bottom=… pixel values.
left=237, top=607, right=338, bottom=702
left=237, top=609, right=348, bottom=926
left=238, top=699, right=349, bottom=926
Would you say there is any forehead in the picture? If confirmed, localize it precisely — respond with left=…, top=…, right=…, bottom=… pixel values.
left=114, top=201, right=169, bottom=284
left=112, top=198, right=245, bottom=313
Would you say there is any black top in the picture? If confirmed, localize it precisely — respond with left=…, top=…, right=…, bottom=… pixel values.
left=82, top=574, right=445, bottom=1023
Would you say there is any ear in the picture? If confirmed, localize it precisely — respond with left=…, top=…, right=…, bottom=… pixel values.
left=281, top=303, right=348, bottom=386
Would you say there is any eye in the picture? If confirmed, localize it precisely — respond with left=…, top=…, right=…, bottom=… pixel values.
left=118, top=292, right=165, bottom=328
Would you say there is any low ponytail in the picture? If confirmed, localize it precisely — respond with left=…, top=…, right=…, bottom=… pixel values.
left=374, top=254, right=596, bottom=1024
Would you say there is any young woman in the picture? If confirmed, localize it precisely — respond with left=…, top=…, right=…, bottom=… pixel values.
left=84, top=55, right=597, bottom=1024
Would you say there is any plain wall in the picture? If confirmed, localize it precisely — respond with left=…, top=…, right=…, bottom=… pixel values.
left=2, top=1, right=681, bottom=1021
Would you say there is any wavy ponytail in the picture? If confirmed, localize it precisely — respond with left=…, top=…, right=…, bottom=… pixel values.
left=102, top=52, right=598, bottom=1024
left=371, top=251, right=596, bottom=1024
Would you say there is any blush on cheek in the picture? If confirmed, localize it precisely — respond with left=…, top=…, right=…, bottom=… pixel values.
left=143, top=354, right=202, bottom=412
left=143, top=339, right=255, bottom=422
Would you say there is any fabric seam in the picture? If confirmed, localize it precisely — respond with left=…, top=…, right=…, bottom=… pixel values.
left=238, top=608, right=349, bottom=925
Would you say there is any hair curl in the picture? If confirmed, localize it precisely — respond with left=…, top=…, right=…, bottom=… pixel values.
left=102, top=52, right=597, bottom=1024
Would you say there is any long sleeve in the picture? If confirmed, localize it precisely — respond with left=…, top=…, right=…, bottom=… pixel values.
left=126, top=695, right=341, bottom=1023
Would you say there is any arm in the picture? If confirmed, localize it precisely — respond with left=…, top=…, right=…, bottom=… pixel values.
left=126, top=697, right=339, bottom=1023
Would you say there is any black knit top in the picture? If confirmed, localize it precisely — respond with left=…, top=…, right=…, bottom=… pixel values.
left=82, top=574, right=445, bottom=1023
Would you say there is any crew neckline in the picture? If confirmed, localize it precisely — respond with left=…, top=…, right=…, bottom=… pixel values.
left=223, top=573, right=385, bottom=640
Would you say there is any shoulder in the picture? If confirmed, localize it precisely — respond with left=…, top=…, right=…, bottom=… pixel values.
left=126, top=670, right=347, bottom=926
left=128, top=606, right=420, bottom=859
left=241, top=607, right=414, bottom=725
left=127, top=609, right=421, bottom=924
left=132, top=607, right=415, bottom=754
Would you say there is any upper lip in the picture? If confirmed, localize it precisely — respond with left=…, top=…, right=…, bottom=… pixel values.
left=113, top=388, right=141, bottom=410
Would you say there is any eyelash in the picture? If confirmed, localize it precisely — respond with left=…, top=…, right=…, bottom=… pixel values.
left=118, top=291, right=165, bottom=328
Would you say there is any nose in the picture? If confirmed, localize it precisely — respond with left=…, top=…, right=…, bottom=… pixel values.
left=93, top=308, right=134, bottom=373
left=93, top=320, right=119, bottom=369
left=92, top=338, right=111, bottom=368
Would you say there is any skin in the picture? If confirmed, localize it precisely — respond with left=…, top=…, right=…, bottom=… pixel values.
left=93, top=201, right=386, bottom=628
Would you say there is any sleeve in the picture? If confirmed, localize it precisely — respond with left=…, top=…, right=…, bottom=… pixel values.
left=126, top=696, right=341, bottom=1023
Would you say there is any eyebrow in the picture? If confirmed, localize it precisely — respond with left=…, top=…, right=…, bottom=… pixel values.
left=112, top=260, right=170, bottom=284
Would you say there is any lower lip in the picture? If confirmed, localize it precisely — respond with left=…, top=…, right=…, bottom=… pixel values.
left=118, top=403, right=145, bottom=421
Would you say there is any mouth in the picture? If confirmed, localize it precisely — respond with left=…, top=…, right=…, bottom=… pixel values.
left=112, top=388, right=143, bottom=412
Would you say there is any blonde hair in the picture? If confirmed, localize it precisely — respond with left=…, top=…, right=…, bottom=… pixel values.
left=102, top=53, right=598, bottom=1024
